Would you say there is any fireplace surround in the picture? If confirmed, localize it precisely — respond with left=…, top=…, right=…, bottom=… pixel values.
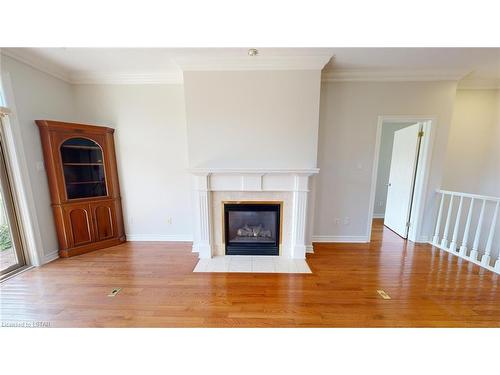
left=189, top=168, right=319, bottom=259
left=224, top=202, right=282, bottom=256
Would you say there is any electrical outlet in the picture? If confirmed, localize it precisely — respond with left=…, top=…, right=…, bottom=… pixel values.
left=167, top=217, right=172, bottom=225
left=334, top=218, right=340, bottom=225
left=35, top=161, right=45, bottom=172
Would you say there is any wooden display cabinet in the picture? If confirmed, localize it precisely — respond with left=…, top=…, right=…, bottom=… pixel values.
left=35, top=120, right=126, bottom=257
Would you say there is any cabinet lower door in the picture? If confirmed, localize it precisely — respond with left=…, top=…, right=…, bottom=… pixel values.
left=64, top=203, right=94, bottom=247
left=91, top=200, right=117, bottom=241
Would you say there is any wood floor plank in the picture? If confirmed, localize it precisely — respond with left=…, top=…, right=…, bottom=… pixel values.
left=0, top=220, right=498, bottom=327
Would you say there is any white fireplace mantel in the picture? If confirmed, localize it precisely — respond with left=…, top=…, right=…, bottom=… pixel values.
left=189, top=168, right=319, bottom=259
left=188, top=167, right=320, bottom=175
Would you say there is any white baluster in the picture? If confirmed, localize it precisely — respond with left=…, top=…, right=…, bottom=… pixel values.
left=495, top=247, right=500, bottom=272
left=459, top=198, right=474, bottom=256
left=441, top=194, right=454, bottom=248
left=470, top=199, right=486, bottom=261
left=449, top=196, right=464, bottom=252
left=432, top=192, right=445, bottom=245
left=481, top=201, right=499, bottom=267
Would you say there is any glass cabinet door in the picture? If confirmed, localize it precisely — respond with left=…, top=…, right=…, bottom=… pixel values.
left=60, top=138, right=107, bottom=199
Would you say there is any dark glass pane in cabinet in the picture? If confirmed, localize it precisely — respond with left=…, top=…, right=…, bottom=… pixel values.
left=62, top=138, right=101, bottom=147
left=60, top=138, right=107, bottom=199
left=66, top=182, right=107, bottom=199
left=63, top=165, right=106, bottom=183
left=61, top=147, right=103, bottom=163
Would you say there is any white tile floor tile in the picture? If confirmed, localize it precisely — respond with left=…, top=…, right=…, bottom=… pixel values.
left=193, top=256, right=312, bottom=274
left=228, top=262, right=252, bottom=272
left=252, top=261, right=276, bottom=273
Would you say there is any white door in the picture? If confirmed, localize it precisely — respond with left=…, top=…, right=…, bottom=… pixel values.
left=384, top=123, right=421, bottom=238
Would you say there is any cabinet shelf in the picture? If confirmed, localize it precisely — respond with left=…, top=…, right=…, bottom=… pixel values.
left=63, top=163, right=103, bottom=166
left=61, top=145, right=101, bottom=150
left=67, top=181, right=104, bottom=185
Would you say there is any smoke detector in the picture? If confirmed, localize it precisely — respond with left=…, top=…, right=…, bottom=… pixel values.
left=248, top=48, right=259, bottom=56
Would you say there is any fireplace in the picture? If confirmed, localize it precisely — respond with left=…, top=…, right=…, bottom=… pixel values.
left=224, top=202, right=281, bottom=256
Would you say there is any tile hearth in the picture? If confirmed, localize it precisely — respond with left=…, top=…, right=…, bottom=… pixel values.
left=193, top=256, right=312, bottom=274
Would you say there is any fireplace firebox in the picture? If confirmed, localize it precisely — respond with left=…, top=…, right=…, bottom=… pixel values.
left=224, top=202, right=281, bottom=256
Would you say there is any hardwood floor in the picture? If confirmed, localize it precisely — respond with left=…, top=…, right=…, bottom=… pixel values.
left=1, top=219, right=498, bottom=327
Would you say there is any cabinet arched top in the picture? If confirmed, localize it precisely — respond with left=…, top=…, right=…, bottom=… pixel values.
left=61, top=137, right=103, bottom=148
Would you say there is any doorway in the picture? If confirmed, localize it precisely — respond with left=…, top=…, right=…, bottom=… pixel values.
left=367, top=117, right=434, bottom=242
left=0, top=118, right=27, bottom=280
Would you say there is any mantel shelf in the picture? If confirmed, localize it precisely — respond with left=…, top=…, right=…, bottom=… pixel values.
left=188, top=167, right=320, bottom=176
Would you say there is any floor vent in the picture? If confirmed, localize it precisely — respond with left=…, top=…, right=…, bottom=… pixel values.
left=377, top=289, right=391, bottom=300
left=108, top=288, right=121, bottom=297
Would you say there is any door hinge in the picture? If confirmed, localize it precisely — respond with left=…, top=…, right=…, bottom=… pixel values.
left=418, top=131, right=424, bottom=137
left=406, top=221, right=411, bottom=228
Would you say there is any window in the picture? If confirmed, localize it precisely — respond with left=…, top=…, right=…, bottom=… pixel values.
left=0, top=115, right=28, bottom=279
left=0, top=76, right=6, bottom=107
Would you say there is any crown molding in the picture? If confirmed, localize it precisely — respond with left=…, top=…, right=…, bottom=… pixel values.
left=1, top=48, right=72, bottom=83
left=7, top=49, right=495, bottom=87
left=321, top=68, right=470, bottom=82
left=70, top=71, right=183, bottom=85
left=1, top=48, right=183, bottom=85
left=457, top=78, right=500, bottom=90
left=175, top=55, right=332, bottom=71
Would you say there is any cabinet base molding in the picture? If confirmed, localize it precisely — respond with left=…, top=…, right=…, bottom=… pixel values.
left=59, top=237, right=126, bottom=258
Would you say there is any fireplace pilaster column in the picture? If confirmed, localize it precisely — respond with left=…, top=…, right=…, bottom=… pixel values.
left=290, top=175, right=310, bottom=259
left=192, top=174, right=213, bottom=258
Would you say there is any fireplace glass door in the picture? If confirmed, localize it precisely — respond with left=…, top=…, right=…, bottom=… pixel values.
left=224, top=203, right=280, bottom=255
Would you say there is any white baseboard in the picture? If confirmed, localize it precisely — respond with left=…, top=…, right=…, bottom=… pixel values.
left=306, top=245, right=314, bottom=253
left=312, top=235, right=369, bottom=243
left=416, top=235, right=430, bottom=243
left=42, top=250, right=59, bottom=264
left=372, top=213, right=385, bottom=219
left=126, top=234, right=193, bottom=242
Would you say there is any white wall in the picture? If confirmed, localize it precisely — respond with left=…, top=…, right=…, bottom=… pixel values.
left=373, top=122, right=415, bottom=217
left=73, top=84, right=193, bottom=240
left=443, top=89, right=499, bottom=196
left=1, top=54, right=77, bottom=259
left=183, top=70, right=321, bottom=169
left=2, top=55, right=194, bottom=244
left=314, top=81, right=458, bottom=241
left=441, top=89, right=499, bottom=262
left=483, top=91, right=500, bottom=196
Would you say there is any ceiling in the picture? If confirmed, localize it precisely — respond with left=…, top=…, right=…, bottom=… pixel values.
left=2, top=48, right=499, bottom=88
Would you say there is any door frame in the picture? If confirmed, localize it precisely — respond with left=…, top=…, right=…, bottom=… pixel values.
left=367, top=116, right=436, bottom=243
left=0, top=137, right=28, bottom=278
left=1, top=72, right=45, bottom=268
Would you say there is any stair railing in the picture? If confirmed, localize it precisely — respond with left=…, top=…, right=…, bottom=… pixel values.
left=431, top=189, right=500, bottom=274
